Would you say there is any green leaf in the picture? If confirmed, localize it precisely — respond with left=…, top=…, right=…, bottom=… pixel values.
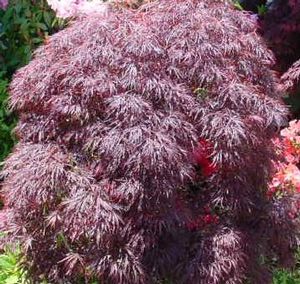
left=232, top=0, right=243, bottom=10
left=4, top=275, right=19, bottom=284
left=36, top=23, right=48, bottom=31
left=43, top=11, right=52, bottom=27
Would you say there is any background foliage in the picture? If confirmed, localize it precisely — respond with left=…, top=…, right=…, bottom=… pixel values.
left=0, top=0, right=64, bottom=161
left=240, top=2, right=300, bottom=283
left=0, top=78, right=12, bottom=162
left=0, top=245, right=28, bottom=284
left=273, top=251, right=300, bottom=284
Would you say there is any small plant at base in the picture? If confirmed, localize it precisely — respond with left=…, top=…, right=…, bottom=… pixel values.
left=0, top=245, right=28, bottom=284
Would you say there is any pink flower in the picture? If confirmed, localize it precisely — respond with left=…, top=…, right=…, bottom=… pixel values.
left=284, top=164, right=300, bottom=188
left=0, top=0, right=8, bottom=10
left=268, top=163, right=300, bottom=196
left=281, top=120, right=300, bottom=138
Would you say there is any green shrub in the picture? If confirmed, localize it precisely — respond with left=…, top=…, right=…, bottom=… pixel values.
left=0, top=0, right=64, bottom=76
left=0, top=245, right=28, bottom=284
left=0, top=0, right=64, bottom=162
left=273, top=251, right=300, bottom=284
left=0, top=76, right=15, bottom=161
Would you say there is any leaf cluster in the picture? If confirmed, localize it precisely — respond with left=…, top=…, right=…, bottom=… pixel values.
left=0, top=246, right=28, bottom=284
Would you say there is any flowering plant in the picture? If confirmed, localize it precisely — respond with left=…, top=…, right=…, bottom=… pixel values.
left=0, top=0, right=8, bottom=10
left=269, top=120, right=300, bottom=197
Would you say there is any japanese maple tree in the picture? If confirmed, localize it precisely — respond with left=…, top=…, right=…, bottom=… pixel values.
left=1, top=0, right=298, bottom=283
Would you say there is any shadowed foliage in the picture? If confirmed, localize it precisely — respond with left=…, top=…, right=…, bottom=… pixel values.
left=238, top=0, right=300, bottom=93
left=0, top=0, right=65, bottom=162
left=1, top=0, right=299, bottom=283
left=262, top=0, right=300, bottom=72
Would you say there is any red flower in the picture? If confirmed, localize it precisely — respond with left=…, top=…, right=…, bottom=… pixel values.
left=192, top=138, right=217, bottom=177
left=186, top=212, right=219, bottom=231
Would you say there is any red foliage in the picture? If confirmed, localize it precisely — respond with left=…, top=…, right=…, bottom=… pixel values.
left=0, top=0, right=297, bottom=283
left=259, top=0, right=300, bottom=93
left=192, top=139, right=217, bottom=177
left=281, top=59, right=300, bottom=92
left=241, top=0, right=300, bottom=92
left=186, top=211, right=219, bottom=231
